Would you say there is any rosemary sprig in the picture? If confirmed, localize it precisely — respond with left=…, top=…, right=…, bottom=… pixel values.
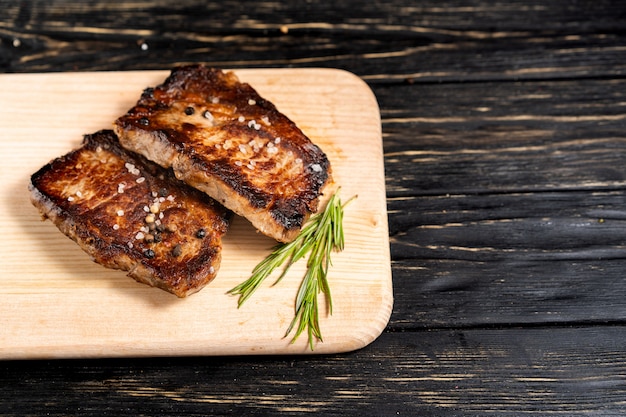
left=228, top=189, right=354, bottom=350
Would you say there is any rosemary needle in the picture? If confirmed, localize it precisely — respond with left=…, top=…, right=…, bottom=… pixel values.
left=228, top=189, right=355, bottom=350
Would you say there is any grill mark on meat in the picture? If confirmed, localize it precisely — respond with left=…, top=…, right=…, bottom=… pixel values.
left=29, top=130, right=231, bottom=297
left=114, top=65, right=331, bottom=242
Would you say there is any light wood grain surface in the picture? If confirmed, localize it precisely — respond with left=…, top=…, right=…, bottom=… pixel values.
left=0, top=68, right=392, bottom=358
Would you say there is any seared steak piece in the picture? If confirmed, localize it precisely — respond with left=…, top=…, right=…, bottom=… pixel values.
left=29, top=130, right=231, bottom=297
left=114, top=65, right=331, bottom=242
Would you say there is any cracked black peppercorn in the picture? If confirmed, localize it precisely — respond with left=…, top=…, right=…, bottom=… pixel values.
left=195, top=228, right=206, bottom=238
left=139, top=117, right=149, bottom=126
left=143, top=249, right=155, bottom=259
left=184, top=106, right=195, bottom=115
left=171, top=244, right=182, bottom=257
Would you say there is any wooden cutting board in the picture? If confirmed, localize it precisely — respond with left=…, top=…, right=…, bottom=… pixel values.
left=0, top=68, right=392, bottom=359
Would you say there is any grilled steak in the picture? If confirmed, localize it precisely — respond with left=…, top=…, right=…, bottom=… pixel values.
left=114, top=65, right=331, bottom=242
left=29, top=130, right=231, bottom=297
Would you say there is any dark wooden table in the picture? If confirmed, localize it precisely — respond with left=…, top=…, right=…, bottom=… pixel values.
left=2, top=1, right=626, bottom=415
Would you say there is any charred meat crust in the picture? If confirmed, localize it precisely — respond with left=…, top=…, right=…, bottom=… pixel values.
left=114, top=65, right=331, bottom=242
left=29, top=129, right=231, bottom=297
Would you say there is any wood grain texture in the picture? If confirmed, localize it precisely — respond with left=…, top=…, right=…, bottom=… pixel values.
left=380, top=77, right=626, bottom=331
left=1, top=0, right=626, bottom=415
left=1, top=327, right=625, bottom=416
left=1, top=1, right=625, bottom=81
left=378, top=79, right=626, bottom=196
left=0, top=68, right=391, bottom=358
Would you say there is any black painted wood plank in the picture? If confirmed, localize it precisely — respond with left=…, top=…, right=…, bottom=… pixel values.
left=1, top=327, right=625, bottom=416
left=377, top=78, right=626, bottom=196
left=387, top=190, right=626, bottom=329
left=1, top=0, right=625, bottom=81
left=378, top=77, right=626, bottom=328
left=387, top=188, right=626, bottom=321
